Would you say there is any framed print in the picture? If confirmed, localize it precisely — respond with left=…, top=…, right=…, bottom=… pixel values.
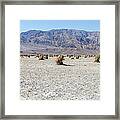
left=0, top=0, right=119, bottom=119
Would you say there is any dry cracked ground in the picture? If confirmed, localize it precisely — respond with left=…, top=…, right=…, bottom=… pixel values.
left=20, top=57, right=100, bottom=100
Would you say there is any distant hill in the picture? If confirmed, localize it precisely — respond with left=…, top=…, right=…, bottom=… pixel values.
left=20, top=29, right=100, bottom=55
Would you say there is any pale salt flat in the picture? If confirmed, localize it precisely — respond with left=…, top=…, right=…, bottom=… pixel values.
left=20, top=57, right=100, bottom=100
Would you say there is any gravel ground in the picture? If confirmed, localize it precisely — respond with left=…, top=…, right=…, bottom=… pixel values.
left=20, top=57, right=100, bottom=100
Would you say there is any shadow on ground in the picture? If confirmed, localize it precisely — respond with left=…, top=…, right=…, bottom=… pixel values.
left=62, top=63, right=75, bottom=66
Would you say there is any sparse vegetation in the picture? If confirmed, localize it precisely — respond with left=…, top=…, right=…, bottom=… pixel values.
left=20, top=53, right=100, bottom=64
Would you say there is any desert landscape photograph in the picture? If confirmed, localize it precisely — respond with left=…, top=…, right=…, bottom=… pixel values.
left=20, top=20, right=100, bottom=100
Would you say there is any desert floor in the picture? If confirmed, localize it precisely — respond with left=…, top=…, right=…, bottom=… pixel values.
left=20, top=57, right=100, bottom=100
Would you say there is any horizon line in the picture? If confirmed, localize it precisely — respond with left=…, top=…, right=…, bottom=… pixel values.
left=20, top=28, right=100, bottom=33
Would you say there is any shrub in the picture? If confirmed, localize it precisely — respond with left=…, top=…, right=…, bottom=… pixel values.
left=39, top=55, right=44, bottom=60
left=67, top=54, right=69, bottom=57
left=94, top=55, right=100, bottom=63
left=84, top=55, right=88, bottom=58
left=44, top=54, right=48, bottom=59
left=28, top=55, right=30, bottom=58
left=89, top=55, right=92, bottom=57
left=76, top=56, right=79, bottom=59
left=69, top=55, right=73, bottom=58
left=55, top=55, right=64, bottom=65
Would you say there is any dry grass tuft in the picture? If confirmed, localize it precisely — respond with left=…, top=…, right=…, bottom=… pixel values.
left=55, top=55, right=64, bottom=65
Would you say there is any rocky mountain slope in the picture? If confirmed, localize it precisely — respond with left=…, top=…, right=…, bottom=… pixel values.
left=20, top=29, right=100, bottom=55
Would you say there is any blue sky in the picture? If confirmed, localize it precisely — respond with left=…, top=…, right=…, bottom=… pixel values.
left=20, top=20, right=100, bottom=32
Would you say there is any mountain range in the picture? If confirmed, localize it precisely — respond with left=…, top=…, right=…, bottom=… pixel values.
left=20, top=29, right=100, bottom=55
